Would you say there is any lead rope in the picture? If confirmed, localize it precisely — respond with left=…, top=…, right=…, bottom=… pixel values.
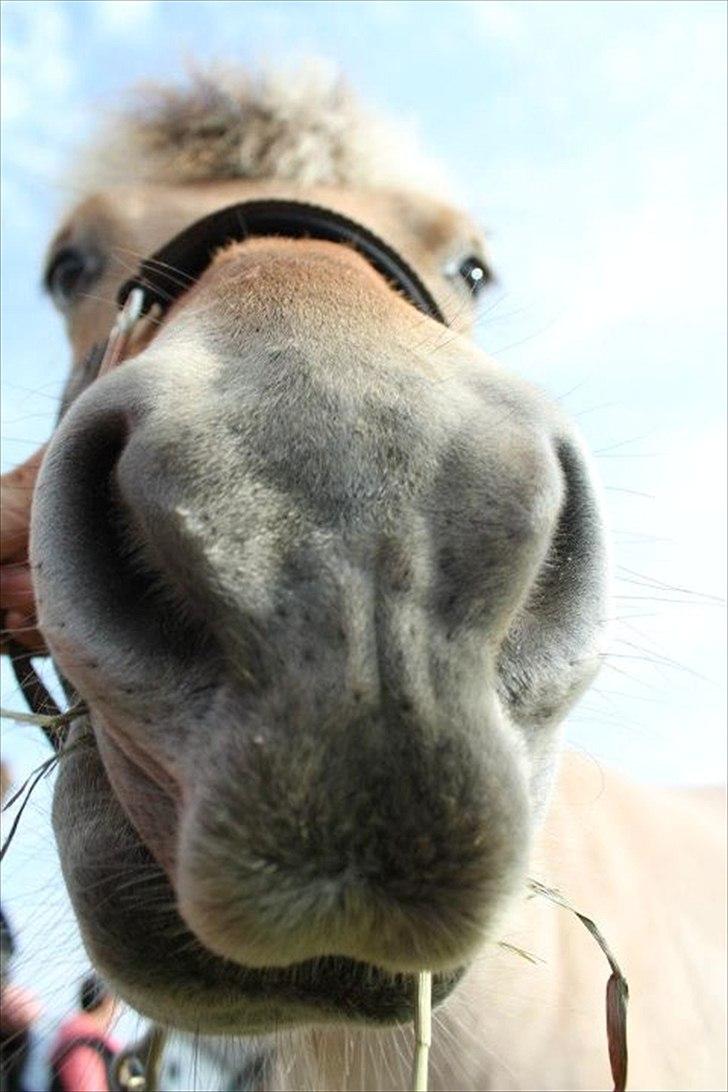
left=7, top=638, right=62, bottom=749
left=5, top=287, right=148, bottom=749
left=4, top=288, right=167, bottom=1092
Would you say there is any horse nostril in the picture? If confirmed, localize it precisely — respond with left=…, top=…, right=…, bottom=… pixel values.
left=33, top=395, right=213, bottom=678
left=552, top=439, right=606, bottom=576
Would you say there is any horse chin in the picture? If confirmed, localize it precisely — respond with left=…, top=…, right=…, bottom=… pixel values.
left=52, top=719, right=464, bottom=1035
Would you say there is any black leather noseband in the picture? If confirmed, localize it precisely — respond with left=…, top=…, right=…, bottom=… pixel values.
left=118, top=199, right=447, bottom=326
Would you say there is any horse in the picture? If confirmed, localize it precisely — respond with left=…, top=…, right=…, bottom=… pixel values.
left=22, top=66, right=725, bottom=1090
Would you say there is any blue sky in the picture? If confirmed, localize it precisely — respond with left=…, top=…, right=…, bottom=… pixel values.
left=0, top=0, right=726, bottom=1073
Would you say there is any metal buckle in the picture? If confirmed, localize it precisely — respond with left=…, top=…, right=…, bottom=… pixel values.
left=98, top=286, right=146, bottom=377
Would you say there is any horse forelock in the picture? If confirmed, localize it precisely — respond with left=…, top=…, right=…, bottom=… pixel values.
left=72, top=61, right=455, bottom=196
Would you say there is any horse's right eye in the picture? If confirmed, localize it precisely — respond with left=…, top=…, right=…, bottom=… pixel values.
left=44, top=245, right=102, bottom=309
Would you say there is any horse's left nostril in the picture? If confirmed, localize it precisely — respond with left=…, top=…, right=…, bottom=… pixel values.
left=554, top=440, right=604, bottom=562
left=538, top=437, right=608, bottom=617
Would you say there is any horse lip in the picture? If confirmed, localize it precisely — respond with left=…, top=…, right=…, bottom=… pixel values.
left=84, top=709, right=185, bottom=879
left=54, top=725, right=467, bottom=1033
left=82, top=733, right=438, bottom=1011
left=125, top=945, right=465, bottom=1033
left=220, top=955, right=463, bottom=1025
left=95, top=709, right=183, bottom=806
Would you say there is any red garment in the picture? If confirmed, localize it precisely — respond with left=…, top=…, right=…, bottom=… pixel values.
left=49, top=1012, right=120, bottom=1092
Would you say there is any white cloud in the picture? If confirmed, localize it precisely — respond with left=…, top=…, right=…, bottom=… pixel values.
left=518, top=193, right=727, bottom=363
left=460, top=0, right=523, bottom=43
left=0, top=0, right=83, bottom=222
left=93, top=0, right=157, bottom=34
left=600, top=421, right=726, bottom=706
left=568, top=419, right=726, bottom=784
left=642, top=423, right=727, bottom=598
left=1, top=1, right=74, bottom=124
left=601, top=7, right=726, bottom=111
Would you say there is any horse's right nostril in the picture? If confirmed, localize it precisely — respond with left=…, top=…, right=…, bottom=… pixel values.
left=35, top=406, right=132, bottom=606
left=32, top=390, right=211, bottom=685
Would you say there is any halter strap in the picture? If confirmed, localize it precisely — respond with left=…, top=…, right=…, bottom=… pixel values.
left=118, top=199, right=447, bottom=326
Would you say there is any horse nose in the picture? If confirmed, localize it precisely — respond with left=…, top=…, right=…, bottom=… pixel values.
left=32, top=318, right=582, bottom=976
left=174, top=695, right=531, bottom=974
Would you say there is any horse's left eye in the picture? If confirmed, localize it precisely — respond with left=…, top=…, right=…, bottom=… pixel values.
left=456, top=255, right=492, bottom=298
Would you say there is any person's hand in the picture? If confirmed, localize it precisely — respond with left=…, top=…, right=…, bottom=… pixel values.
left=0, top=982, right=43, bottom=1030
left=1, top=444, right=47, bottom=654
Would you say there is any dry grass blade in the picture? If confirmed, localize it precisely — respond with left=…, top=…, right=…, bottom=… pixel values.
left=0, top=734, right=92, bottom=862
left=0, top=701, right=88, bottom=731
left=498, top=940, right=544, bottom=965
left=529, top=879, right=629, bottom=1092
left=0, top=756, right=57, bottom=862
left=0, top=698, right=88, bottom=753
left=411, top=970, right=432, bottom=1092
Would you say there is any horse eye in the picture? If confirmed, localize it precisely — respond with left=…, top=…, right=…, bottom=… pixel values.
left=44, top=246, right=102, bottom=308
left=457, top=255, right=491, bottom=298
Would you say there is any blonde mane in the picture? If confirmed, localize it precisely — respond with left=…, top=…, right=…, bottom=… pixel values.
left=79, top=63, right=452, bottom=194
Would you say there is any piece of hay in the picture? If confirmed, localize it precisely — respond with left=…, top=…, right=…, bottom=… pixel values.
left=411, top=970, right=432, bottom=1092
left=0, top=727, right=91, bottom=861
left=498, top=940, right=545, bottom=965
left=0, top=702, right=87, bottom=731
left=529, top=879, right=629, bottom=1092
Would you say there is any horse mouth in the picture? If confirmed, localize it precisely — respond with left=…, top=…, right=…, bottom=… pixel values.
left=99, top=870, right=466, bottom=1034
left=157, top=953, right=464, bottom=1035
left=54, top=721, right=464, bottom=1034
